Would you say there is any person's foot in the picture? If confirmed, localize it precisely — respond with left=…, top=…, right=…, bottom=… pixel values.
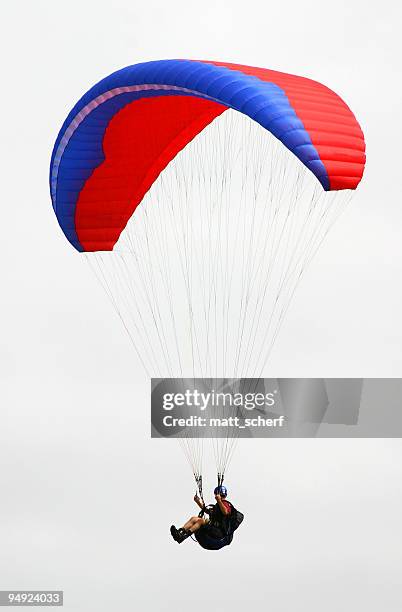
left=176, top=528, right=191, bottom=543
left=170, top=525, right=180, bottom=542
left=170, top=525, right=191, bottom=543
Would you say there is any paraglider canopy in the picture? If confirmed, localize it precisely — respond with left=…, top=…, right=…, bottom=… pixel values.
left=50, top=59, right=365, bottom=252
left=50, top=59, right=366, bottom=497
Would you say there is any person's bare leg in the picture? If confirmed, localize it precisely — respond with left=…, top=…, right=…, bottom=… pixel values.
left=182, top=517, right=206, bottom=533
left=182, top=517, right=198, bottom=530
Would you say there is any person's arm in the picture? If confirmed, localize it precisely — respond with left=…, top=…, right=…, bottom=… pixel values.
left=215, top=494, right=231, bottom=515
left=194, top=494, right=205, bottom=510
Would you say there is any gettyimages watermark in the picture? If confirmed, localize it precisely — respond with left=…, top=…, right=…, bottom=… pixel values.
left=151, top=378, right=402, bottom=438
left=160, top=385, right=285, bottom=431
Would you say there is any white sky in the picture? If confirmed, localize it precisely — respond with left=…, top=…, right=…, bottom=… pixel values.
left=1, top=1, right=402, bottom=610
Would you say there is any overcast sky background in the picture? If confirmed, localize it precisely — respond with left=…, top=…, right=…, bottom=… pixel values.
left=1, top=1, right=402, bottom=610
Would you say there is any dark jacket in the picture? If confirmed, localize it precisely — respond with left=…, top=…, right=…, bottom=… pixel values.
left=206, top=501, right=232, bottom=538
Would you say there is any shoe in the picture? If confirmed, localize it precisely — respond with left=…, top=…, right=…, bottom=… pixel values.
left=176, top=528, right=191, bottom=543
left=170, top=525, right=180, bottom=542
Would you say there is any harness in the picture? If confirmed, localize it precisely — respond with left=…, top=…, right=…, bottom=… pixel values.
left=195, top=502, right=234, bottom=550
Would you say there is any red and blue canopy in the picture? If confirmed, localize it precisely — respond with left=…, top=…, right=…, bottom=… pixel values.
left=50, top=59, right=366, bottom=252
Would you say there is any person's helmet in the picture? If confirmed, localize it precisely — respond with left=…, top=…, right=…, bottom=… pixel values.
left=214, top=485, right=228, bottom=497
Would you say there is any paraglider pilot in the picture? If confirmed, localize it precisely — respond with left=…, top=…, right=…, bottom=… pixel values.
left=170, top=485, right=242, bottom=550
